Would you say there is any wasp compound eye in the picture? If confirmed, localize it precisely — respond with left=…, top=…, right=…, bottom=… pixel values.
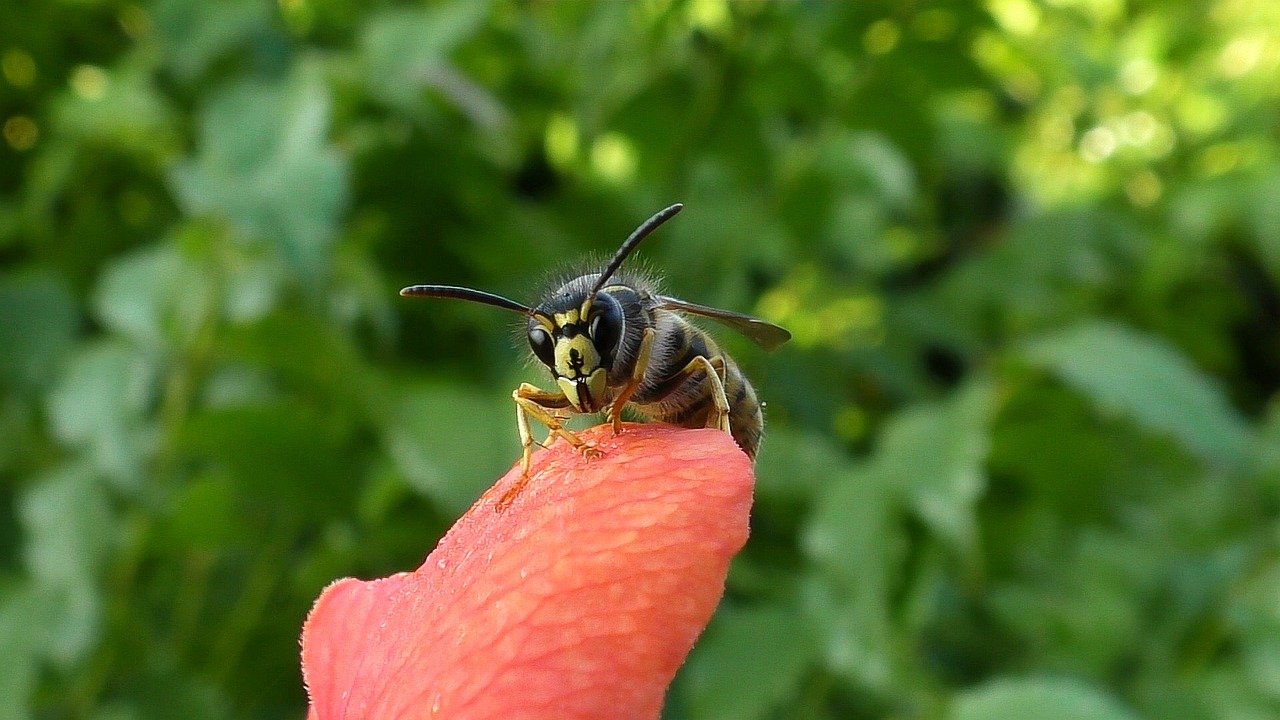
left=528, top=325, right=554, bottom=367
left=588, top=294, right=624, bottom=367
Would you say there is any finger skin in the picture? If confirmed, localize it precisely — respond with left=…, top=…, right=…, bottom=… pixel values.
left=301, top=424, right=754, bottom=720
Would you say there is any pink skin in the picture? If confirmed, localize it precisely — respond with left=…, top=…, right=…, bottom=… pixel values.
left=301, top=424, right=754, bottom=720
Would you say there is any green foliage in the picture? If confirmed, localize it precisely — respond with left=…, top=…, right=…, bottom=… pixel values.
left=3, top=0, right=1280, bottom=718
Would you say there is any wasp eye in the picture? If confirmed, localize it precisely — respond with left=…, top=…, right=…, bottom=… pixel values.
left=588, top=297, right=623, bottom=365
left=528, top=326, right=554, bottom=367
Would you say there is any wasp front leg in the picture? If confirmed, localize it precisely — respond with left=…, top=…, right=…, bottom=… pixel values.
left=501, top=383, right=599, bottom=509
left=606, top=328, right=656, bottom=434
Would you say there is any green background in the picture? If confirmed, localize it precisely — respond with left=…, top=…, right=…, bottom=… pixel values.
left=3, top=1, right=1280, bottom=718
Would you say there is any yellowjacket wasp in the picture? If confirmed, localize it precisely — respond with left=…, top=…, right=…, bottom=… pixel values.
left=402, top=204, right=790, bottom=506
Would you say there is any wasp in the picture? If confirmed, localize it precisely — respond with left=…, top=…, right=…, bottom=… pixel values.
left=401, top=203, right=790, bottom=507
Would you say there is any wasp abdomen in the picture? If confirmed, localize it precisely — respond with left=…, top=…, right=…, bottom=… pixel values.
left=630, top=312, right=764, bottom=459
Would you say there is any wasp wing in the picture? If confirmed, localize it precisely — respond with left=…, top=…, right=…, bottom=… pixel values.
left=656, top=296, right=792, bottom=352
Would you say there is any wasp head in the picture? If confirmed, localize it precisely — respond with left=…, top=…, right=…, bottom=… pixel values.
left=527, top=284, right=624, bottom=413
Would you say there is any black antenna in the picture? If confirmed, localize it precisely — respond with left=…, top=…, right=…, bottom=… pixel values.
left=590, top=203, right=683, bottom=297
left=399, top=285, right=532, bottom=314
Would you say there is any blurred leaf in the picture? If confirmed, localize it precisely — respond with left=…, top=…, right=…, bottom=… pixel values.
left=0, top=271, right=78, bottom=393
left=893, top=381, right=994, bottom=557
left=681, top=607, right=818, bottom=720
left=382, top=380, right=512, bottom=514
left=1229, top=560, right=1280, bottom=703
left=93, top=241, right=214, bottom=350
left=823, top=131, right=918, bottom=210
left=155, top=472, right=245, bottom=554
left=1023, top=320, right=1251, bottom=467
left=986, top=530, right=1149, bottom=675
left=753, top=426, right=848, bottom=502
left=178, top=400, right=358, bottom=518
left=845, top=380, right=995, bottom=559
left=358, top=2, right=493, bottom=115
left=0, top=584, right=42, bottom=720
left=804, top=468, right=901, bottom=690
left=100, top=654, right=233, bottom=720
left=151, top=0, right=272, bottom=83
left=169, top=64, right=347, bottom=283
left=935, top=209, right=1144, bottom=333
left=1247, top=171, right=1280, bottom=281
left=51, top=60, right=178, bottom=160
left=218, top=312, right=385, bottom=417
left=44, top=340, right=157, bottom=486
left=949, top=677, right=1140, bottom=720
left=18, top=464, right=112, bottom=665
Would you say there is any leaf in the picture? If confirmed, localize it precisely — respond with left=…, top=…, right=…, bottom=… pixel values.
left=1022, top=320, right=1251, bottom=467
left=50, top=60, right=178, bottom=161
left=1229, top=560, right=1280, bottom=702
left=752, top=426, right=848, bottom=501
left=155, top=472, right=245, bottom=554
left=382, top=380, right=514, bottom=514
left=151, top=0, right=271, bottom=83
left=803, top=468, right=901, bottom=690
left=177, top=401, right=358, bottom=518
left=0, top=271, right=78, bottom=394
left=44, top=341, right=157, bottom=487
left=0, top=584, right=43, bottom=720
left=169, top=64, right=347, bottom=283
left=949, top=677, right=1141, bottom=720
left=18, top=464, right=113, bottom=666
left=93, top=241, right=214, bottom=350
left=801, top=381, right=993, bottom=688
left=849, top=380, right=995, bottom=558
left=680, top=607, right=819, bottom=720
left=359, top=2, right=494, bottom=112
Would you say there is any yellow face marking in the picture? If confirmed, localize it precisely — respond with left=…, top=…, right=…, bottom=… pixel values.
left=554, top=334, right=600, bottom=379
left=532, top=314, right=555, bottom=332
left=553, top=309, right=580, bottom=328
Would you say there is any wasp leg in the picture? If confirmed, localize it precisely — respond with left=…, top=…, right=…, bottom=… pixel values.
left=606, top=327, right=656, bottom=434
left=646, top=355, right=732, bottom=434
left=703, top=356, right=731, bottom=433
left=501, top=383, right=597, bottom=509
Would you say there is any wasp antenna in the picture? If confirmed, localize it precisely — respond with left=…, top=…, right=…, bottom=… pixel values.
left=399, top=285, right=532, bottom=315
left=590, top=203, right=683, bottom=297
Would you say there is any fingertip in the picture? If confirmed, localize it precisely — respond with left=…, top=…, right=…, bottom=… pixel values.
left=301, top=425, right=753, bottom=720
